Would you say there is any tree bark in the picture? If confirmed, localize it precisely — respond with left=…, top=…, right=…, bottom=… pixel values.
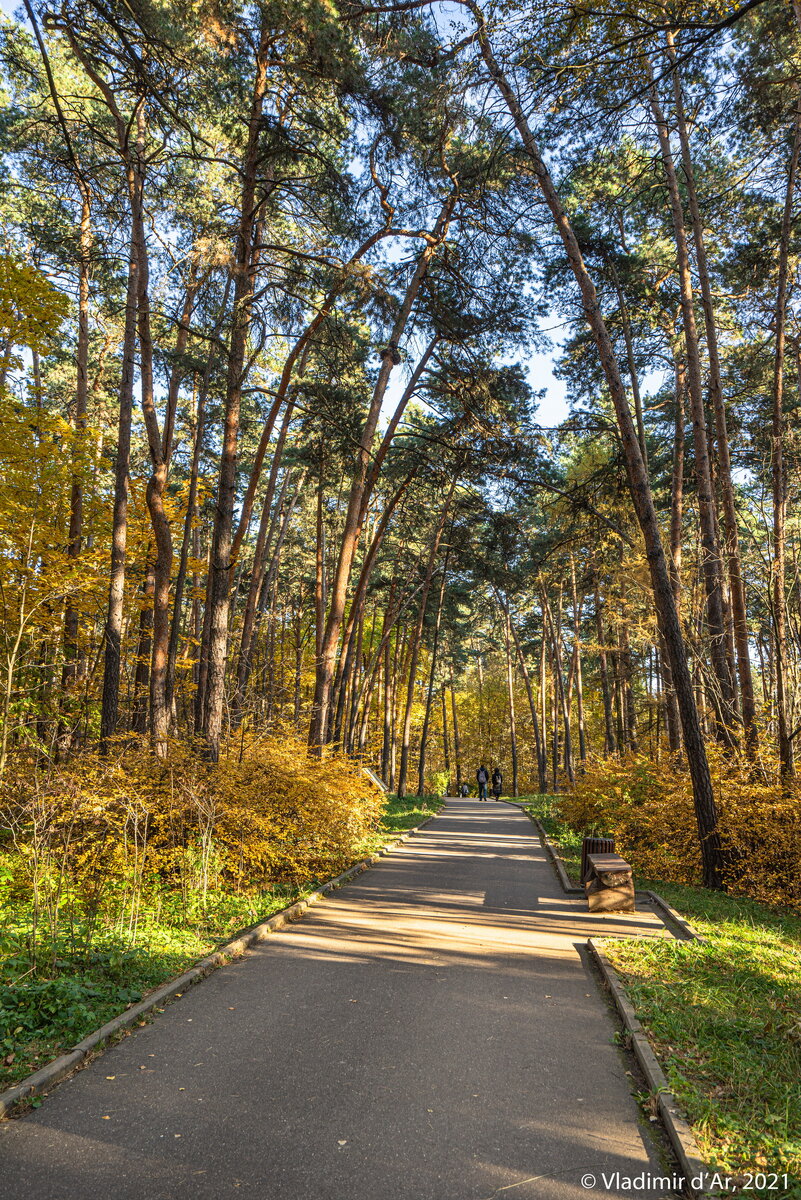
left=544, top=589, right=574, bottom=783
left=666, top=31, right=758, bottom=755
left=648, top=75, right=737, bottom=747
left=167, top=367, right=208, bottom=713
left=130, top=562, right=155, bottom=736
left=309, top=197, right=456, bottom=749
left=449, top=669, right=462, bottom=794
left=441, top=683, right=451, bottom=791
left=501, top=602, right=519, bottom=796
left=570, top=558, right=587, bottom=767
left=232, top=391, right=302, bottom=718
left=509, top=615, right=547, bottom=792
left=593, top=573, right=617, bottom=757
left=131, top=108, right=171, bottom=755
left=331, top=471, right=418, bottom=744
left=417, top=545, right=450, bottom=795
left=397, top=481, right=456, bottom=797
left=201, top=27, right=274, bottom=759
left=99, top=140, right=141, bottom=748
left=468, top=4, right=724, bottom=885
left=61, top=189, right=91, bottom=733
left=771, top=97, right=801, bottom=779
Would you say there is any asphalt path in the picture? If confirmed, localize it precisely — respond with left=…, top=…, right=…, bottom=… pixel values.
left=0, top=798, right=680, bottom=1200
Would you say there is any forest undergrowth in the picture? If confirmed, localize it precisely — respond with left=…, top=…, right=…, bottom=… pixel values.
left=0, top=740, right=438, bottom=1092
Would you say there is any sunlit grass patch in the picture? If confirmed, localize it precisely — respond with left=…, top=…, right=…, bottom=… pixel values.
left=603, top=894, right=801, bottom=1191
left=526, top=793, right=801, bottom=1191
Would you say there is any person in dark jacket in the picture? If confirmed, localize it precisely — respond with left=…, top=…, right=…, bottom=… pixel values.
left=491, top=767, right=503, bottom=800
left=476, top=765, right=489, bottom=800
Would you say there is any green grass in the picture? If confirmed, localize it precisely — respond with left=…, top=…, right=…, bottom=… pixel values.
left=514, top=793, right=584, bottom=882
left=0, top=884, right=309, bottom=1090
left=0, top=793, right=442, bottom=1094
left=525, top=793, right=801, bottom=1192
left=379, top=792, right=443, bottom=832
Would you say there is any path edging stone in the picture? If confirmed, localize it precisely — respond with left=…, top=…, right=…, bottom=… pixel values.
left=588, top=938, right=722, bottom=1200
left=0, top=806, right=442, bottom=1119
left=499, top=800, right=583, bottom=894
left=506, top=796, right=715, bottom=1193
left=504, top=800, right=704, bottom=941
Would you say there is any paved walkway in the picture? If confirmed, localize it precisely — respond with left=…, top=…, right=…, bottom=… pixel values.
left=1, top=799, right=679, bottom=1200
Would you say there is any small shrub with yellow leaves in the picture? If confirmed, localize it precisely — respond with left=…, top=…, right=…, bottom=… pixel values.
left=561, top=748, right=801, bottom=910
left=0, top=733, right=384, bottom=963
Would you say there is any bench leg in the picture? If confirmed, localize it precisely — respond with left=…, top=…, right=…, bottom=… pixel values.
left=585, top=877, right=636, bottom=913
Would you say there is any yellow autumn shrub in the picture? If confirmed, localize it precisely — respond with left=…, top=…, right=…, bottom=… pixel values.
left=0, top=733, right=384, bottom=911
left=560, top=749, right=801, bottom=911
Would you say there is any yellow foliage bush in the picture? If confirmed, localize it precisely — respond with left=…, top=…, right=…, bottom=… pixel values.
left=560, top=749, right=801, bottom=911
left=0, top=734, right=384, bottom=911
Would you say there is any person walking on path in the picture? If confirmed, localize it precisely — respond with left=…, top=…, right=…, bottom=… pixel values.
left=476, top=764, right=489, bottom=800
left=491, top=767, right=503, bottom=800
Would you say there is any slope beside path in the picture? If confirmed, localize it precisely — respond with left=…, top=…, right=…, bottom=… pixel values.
left=0, top=798, right=679, bottom=1200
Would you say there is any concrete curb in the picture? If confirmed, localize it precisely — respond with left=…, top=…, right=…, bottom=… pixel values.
left=498, top=800, right=584, bottom=894
left=0, top=805, right=443, bottom=1120
left=531, top=815, right=584, bottom=895
left=506, top=797, right=715, bottom=1192
left=643, top=890, right=706, bottom=944
left=503, top=801, right=704, bottom=942
left=588, top=938, right=721, bottom=1200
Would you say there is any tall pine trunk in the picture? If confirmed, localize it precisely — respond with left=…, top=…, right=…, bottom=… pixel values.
left=417, top=548, right=450, bottom=795
left=469, top=5, right=724, bottom=885
left=772, top=98, right=801, bottom=779
left=648, top=75, right=737, bottom=747
left=309, top=201, right=455, bottom=749
left=397, top=483, right=455, bottom=798
left=666, top=32, right=758, bottom=755
left=202, top=30, right=273, bottom=759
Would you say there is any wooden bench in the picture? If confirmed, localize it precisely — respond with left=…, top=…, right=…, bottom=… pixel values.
left=584, top=852, right=635, bottom=913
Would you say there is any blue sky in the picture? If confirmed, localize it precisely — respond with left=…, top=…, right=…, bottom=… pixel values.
left=0, top=0, right=570, bottom=427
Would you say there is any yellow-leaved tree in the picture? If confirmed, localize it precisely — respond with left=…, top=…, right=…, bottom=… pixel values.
left=0, top=254, right=90, bottom=770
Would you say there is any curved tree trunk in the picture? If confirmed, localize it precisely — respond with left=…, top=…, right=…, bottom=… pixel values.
left=309, top=201, right=455, bottom=749
left=468, top=4, right=724, bottom=885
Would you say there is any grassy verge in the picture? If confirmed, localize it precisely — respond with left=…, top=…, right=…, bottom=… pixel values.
left=0, top=792, right=441, bottom=1094
left=522, top=793, right=801, bottom=1194
left=515, top=793, right=582, bottom=882
left=376, top=792, right=443, bottom=834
